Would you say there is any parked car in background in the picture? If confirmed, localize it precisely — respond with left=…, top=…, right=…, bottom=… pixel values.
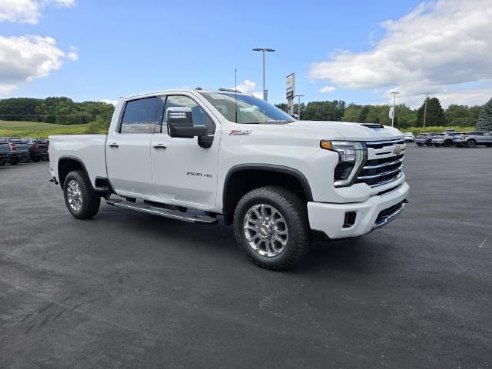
left=23, top=138, right=49, bottom=162
left=0, top=138, right=10, bottom=165
left=404, top=132, right=415, bottom=142
left=0, top=137, right=29, bottom=164
left=415, top=132, right=439, bottom=146
left=453, top=131, right=492, bottom=148
left=431, top=132, right=463, bottom=147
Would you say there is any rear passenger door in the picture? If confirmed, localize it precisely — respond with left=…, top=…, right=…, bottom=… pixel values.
left=106, top=96, right=164, bottom=197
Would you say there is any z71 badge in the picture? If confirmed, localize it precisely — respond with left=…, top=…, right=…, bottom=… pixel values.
left=229, top=129, right=252, bottom=136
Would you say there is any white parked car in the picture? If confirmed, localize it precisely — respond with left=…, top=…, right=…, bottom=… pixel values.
left=49, top=89, right=409, bottom=270
left=403, top=132, right=415, bottom=142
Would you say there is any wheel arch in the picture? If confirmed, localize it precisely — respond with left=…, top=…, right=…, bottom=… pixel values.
left=222, top=164, right=313, bottom=225
left=58, top=156, right=91, bottom=190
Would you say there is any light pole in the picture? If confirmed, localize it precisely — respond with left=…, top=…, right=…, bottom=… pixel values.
left=294, top=94, right=304, bottom=119
left=252, top=48, right=275, bottom=101
left=423, top=93, right=429, bottom=128
left=390, top=91, right=399, bottom=127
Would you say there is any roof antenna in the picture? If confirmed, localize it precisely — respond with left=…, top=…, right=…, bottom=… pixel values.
left=234, top=68, right=238, bottom=123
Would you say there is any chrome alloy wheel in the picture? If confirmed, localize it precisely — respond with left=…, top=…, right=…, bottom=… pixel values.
left=67, top=179, right=83, bottom=212
left=243, top=204, right=289, bottom=258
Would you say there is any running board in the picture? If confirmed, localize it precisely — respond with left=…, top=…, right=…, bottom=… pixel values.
left=106, top=199, right=218, bottom=224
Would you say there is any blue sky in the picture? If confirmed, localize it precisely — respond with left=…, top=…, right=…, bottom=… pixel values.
left=1, top=0, right=491, bottom=108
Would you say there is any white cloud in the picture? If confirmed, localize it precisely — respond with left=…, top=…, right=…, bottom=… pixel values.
left=0, top=35, right=78, bottom=94
left=235, top=80, right=255, bottom=93
left=309, top=0, right=492, bottom=106
left=235, top=79, right=263, bottom=98
left=0, top=0, right=75, bottom=24
left=320, top=85, right=336, bottom=93
left=0, top=0, right=39, bottom=23
left=100, top=99, right=118, bottom=106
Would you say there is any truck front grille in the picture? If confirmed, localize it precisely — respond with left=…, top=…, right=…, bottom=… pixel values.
left=356, top=139, right=405, bottom=187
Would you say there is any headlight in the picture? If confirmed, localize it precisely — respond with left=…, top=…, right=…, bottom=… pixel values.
left=320, top=140, right=366, bottom=187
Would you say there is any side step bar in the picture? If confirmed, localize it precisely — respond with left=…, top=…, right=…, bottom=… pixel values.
left=106, top=199, right=218, bottom=224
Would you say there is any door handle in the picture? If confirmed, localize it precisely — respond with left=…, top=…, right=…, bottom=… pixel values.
left=153, top=144, right=167, bottom=150
left=109, top=143, right=119, bottom=148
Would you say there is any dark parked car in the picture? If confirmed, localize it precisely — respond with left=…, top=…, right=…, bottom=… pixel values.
left=0, top=137, right=29, bottom=164
left=0, top=138, right=10, bottom=165
left=453, top=131, right=492, bottom=148
left=23, top=138, right=49, bottom=162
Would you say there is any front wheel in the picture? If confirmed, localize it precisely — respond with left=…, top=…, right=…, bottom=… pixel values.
left=233, top=186, right=311, bottom=270
left=466, top=140, right=476, bottom=148
left=63, top=170, right=100, bottom=219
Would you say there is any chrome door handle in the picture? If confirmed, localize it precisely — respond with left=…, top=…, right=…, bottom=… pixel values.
left=153, top=144, right=167, bottom=150
left=109, top=143, right=119, bottom=148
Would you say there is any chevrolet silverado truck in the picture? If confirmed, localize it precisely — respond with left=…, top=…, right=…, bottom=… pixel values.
left=49, top=89, right=409, bottom=270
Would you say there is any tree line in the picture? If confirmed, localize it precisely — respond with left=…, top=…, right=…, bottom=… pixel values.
left=0, top=95, right=490, bottom=130
left=277, top=97, right=484, bottom=128
left=0, top=97, right=114, bottom=125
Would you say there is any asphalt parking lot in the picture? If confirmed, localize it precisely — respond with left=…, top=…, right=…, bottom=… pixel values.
left=1, top=145, right=491, bottom=369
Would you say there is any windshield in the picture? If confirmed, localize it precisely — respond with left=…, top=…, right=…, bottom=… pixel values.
left=199, top=92, right=295, bottom=124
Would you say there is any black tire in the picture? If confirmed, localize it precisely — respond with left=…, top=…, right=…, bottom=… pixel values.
left=434, top=143, right=440, bottom=147
left=63, top=170, right=100, bottom=219
left=9, top=157, right=19, bottom=165
left=486, top=144, right=491, bottom=147
left=444, top=140, right=452, bottom=147
left=416, top=143, right=423, bottom=147
left=32, top=156, right=40, bottom=162
left=233, top=186, right=311, bottom=271
left=466, top=140, right=476, bottom=148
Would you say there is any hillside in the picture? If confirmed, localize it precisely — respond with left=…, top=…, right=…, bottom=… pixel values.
left=0, top=121, right=90, bottom=138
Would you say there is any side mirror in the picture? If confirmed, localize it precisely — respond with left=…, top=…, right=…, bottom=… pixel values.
left=166, top=107, right=208, bottom=138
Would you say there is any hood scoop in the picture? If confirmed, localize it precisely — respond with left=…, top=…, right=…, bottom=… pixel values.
left=361, top=123, right=385, bottom=129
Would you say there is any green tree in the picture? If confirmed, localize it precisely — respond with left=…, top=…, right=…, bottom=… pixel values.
left=304, top=100, right=344, bottom=121
left=396, top=104, right=417, bottom=128
left=476, top=97, right=492, bottom=131
left=342, top=104, right=363, bottom=122
left=358, top=106, right=370, bottom=123
left=417, top=97, right=446, bottom=127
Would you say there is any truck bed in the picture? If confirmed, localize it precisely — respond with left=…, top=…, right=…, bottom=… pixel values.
left=49, top=135, right=108, bottom=187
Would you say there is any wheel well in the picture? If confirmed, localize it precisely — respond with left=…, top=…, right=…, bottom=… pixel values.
left=58, top=158, right=85, bottom=189
left=222, top=167, right=312, bottom=225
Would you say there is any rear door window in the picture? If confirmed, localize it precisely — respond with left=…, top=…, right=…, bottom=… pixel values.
left=120, top=97, right=164, bottom=134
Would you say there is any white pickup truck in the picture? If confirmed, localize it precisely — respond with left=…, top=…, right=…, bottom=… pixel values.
left=49, top=89, right=409, bottom=270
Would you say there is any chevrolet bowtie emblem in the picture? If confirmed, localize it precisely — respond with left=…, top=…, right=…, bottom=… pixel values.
left=393, top=145, right=402, bottom=155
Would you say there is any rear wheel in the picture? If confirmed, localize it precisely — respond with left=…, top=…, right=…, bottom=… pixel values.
left=466, top=140, right=476, bottom=148
left=63, top=170, right=100, bottom=219
left=234, top=186, right=311, bottom=270
left=9, top=157, right=18, bottom=165
left=443, top=140, right=452, bottom=147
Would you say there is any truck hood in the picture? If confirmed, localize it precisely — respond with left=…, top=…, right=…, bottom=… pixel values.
left=287, top=120, right=404, bottom=142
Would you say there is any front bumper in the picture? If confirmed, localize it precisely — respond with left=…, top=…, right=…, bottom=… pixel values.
left=307, top=182, right=409, bottom=239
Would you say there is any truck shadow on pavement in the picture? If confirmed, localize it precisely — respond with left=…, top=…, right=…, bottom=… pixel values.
left=94, top=205, right=394, bottom=277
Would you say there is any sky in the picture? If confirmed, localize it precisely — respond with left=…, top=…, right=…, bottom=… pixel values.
left=0, top=0, right=491, bottom=108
